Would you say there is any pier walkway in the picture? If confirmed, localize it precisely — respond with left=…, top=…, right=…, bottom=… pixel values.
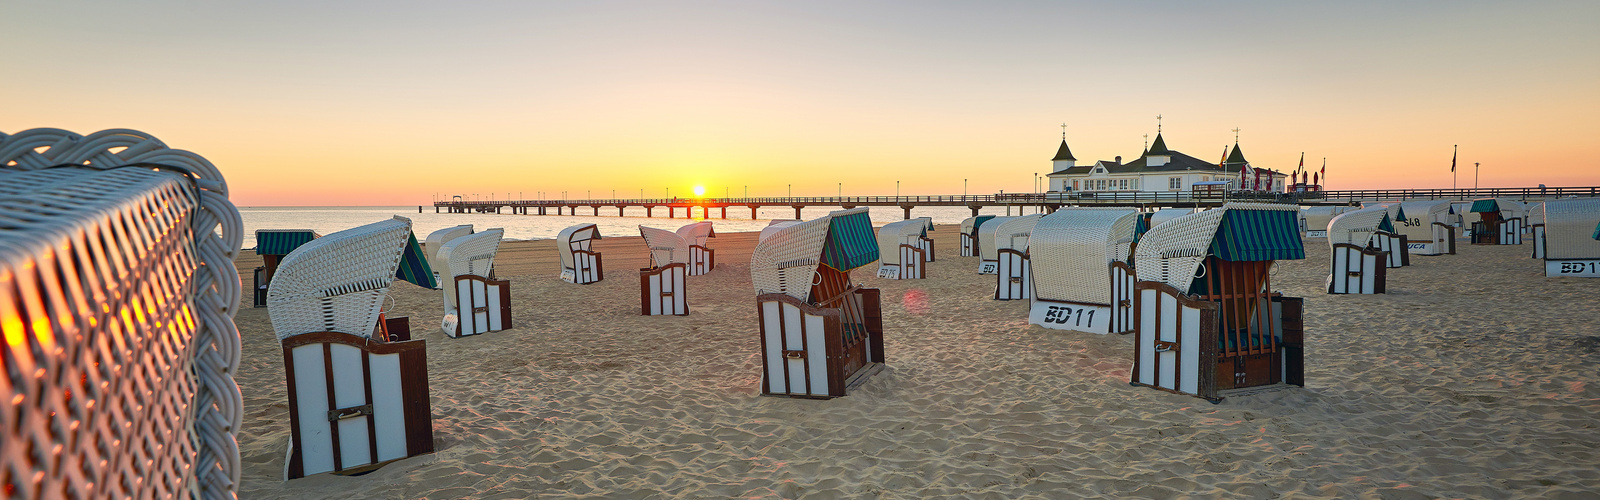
left=428, top=186, right=1600, bottom=219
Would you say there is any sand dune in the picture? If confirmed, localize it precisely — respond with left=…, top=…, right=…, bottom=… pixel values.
left=232, top=226, right=1600, bottom=498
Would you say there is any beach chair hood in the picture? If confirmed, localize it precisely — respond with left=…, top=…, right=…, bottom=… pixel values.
left=876, top=219, right=927, bottom=266
left=759, top=220, right=802, bottom=243
left=640, top=225, right=690, bottom=266
left=676, top=221, right=715, bottom=247
left=425, top=225, right=474, bottom=280
left=557, top=223, right=601, bottom=271
left=1327, top=206, right=1393, bottom=249
left=1132, top=203, right=1305, bottom=292
left=751, top=208, right=878, bottom=300
left=1147, top=208, right=1194, bottom=229
left=990, top=214, right=1043, bottom=254
left=1543, top=198, right=1600, bottom=259
left=976, top=216, right=1017, bottom=260
left=268, top=216, right=415, bottom=340
left=1030, top=208, right=1140, bottom=304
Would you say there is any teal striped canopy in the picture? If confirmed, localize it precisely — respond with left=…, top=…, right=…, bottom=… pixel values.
left=1470, top=199, right=1499, bottom=213
left=1377, top=213, right=1395, bottom=233
left=822, top=211, right=879, bottom=271
left=1593, top=221, right=1599, bottom=240
left=970, top=215, right=995, bottom=236
left=1392, top=205, right=1407, bottom=222
left=1134, top=213, right=1150, bottom=241
left=1208, top=209, right=1306, bottom=262
left=396, top=232, right=437, bottom=289
left=255, top=230, right=318, bottom=256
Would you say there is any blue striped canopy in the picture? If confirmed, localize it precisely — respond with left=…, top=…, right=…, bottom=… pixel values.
left=255, top=230, right=318, bottom=256
left=1470, top=199, right=1499, bottom=213
left=396, top=232, right=437, bottom=289
left=822, top=211, right=879, bottom=271
left=1208, top=209, right=1306, bottom=262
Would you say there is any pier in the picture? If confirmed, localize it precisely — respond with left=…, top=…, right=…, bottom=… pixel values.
left=428, top=186, right=1600, bottom=219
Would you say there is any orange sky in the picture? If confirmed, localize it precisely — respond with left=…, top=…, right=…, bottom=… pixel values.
left=4, top=1, right=1597, bottom=205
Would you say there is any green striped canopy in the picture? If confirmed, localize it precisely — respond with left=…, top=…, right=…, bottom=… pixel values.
left=822, top=210, right=879, bottom=271
left=970, top=215, right=995, bottom=237
left=1133, top=213, right=1150, bottom=241
left=1392, top=205, right=1407, bottom=222
left=1377, top=213, right=1395, bottom=233
left=1593, top=221, right=1599, bottom=240
left=255, top=230, right=318, bottom=256
left=1470, top=199, right=1499, bottom=213
left=396, top=232, right=437, bottom=289
left=1208, top=209, right=1306, bottom=262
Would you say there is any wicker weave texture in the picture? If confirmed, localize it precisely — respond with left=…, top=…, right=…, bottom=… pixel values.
left=990, top=215, right=1042, bottom=254
left=1327, top=206, right=1389, bottom=248
left=875, top=220, right=924, bottom=266
left=640, top=226, right=690, bottom=266
left=1, top=127, right=245, bottom=500
left=269, top=217, right=413, bottom=341
left=1302, top=206, right=1350, bottom=232
left=1133, top=203, right=1298, bottom=291
left=1030, top=208, right=1138, bottom=304
left=976, top=216, right=1016, bottom=261
left=675, top=221, right=715, bottom=247
left=750, top=210, right=867, bottom=300
left=1542, top=198, right=1600, bottom=259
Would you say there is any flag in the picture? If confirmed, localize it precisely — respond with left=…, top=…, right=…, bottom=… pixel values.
left=1298, top=152, right=1305, bottom=175
left=1451, top=145, right=1457, bottom=172
left=1314, top=172, right=1319, bottom=185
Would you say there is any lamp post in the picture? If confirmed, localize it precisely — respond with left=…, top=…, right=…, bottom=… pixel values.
left=1474, top=162, right=1480, bottom=190
left=896, top=180, right=900, bottom=198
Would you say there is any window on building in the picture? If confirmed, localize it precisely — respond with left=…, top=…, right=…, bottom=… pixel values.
left=1202, top=176, right=1210, bottom=182
left=1119, top=179, right=1129, bottom=189
left=1072, top=180, right=1079, bottom=190
left=1169, top=177, right=1182, bottom=190
left=1098, top=179, right=1107, bottom=190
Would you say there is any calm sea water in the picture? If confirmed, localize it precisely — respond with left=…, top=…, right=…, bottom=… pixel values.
left=238, top=205, right=1042, bottom=250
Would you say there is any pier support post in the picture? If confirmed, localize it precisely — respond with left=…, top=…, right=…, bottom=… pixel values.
left=970, top=206, right=980, bottom=217
left=436, top=206, right=440, bottom=213
left=593, top=206, right=599, bottom=216
left=901, top=205, right=913, bottom=219
left=751, top=206, right=758, bottom=219
left=721, top=207, right=727, bottom=219
left=668, top=207, right=675, bottom=218
left=619, top=206, right=625, bottom=217
left=792, top=205, right=803, bottom=219
left=646, top=206, right=653, bottom=217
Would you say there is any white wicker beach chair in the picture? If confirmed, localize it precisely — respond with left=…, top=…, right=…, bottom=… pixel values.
left=959, top=215, right=995, bottom=257
left=1325, top=207, right=1393, bottom=294
left=914, top=217, right=936, bottom=261
left=1128, top=202, right=1307, bottom=402
left=0, top=128, right=243, bottom=499
left=557, top=224, right=604, bottom=284
left=875, top=219, right=930, bottom=279
left=760, top=220, right=802, bottom=244
left=1301, top=206, right=1349, bottom=238
left=1527, top=202, right=1547, bottom=258
left=1393, top=201, right=1454, bottom=256
left=425, top=225, right=474, bottom=295
left=638, top=226, right=691, bottom=315
left=975, top=216, right=1016, bottom=274
left=991, top=214, right=1042, bottom=300
left=1540, top=198, right=1600, bottom=277
left=751, top=208, right=885, bottom=399
left=1147, top=208, right=1195, bottom=230
left=1028, top=208, right=1140, bottom=333
left=675, top=221, right=716, bottom=275
left=267, top=216, right=436, bottom=479
left=438, top=229, right=508, bottom=336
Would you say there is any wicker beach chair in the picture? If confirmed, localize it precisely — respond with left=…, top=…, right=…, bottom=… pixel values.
left=960, top=215, right=995, bottom=257
left=1128, top=203, right=1307, bottom=402
left=1469, top=198, right=1525, bottom=245
left=252, top=229, right=320, bottom=307
left=875, top=219, right=930, bottom=279
left=1391, top=201, right=1455, bottom=256
left=675, top=221, right=717, bottom=275
left=557, top=223, right=604, bottom=284
left=751, top=208, right=884, bottom=399
left=267, top=216, right=435, bottom=479
left=0, top=128, right=243, bottom=499
left=1325, top=207, right=1395, bottom=294
left=638, top=226, right=690, bottom=315
left=425, top=224, right=475, bottom=293
left=1539, top=198, right=1600, bottom=277
left=1028, top=208, right=1140, bottom=334
left=975, top=216, right=1016, bottom=274
left=1301, top=206, right=1349, bottom=238
left=1147, top=208, right=1196, bottom=230
left=438, top=229, right=508, bottom=336
left=914, top=217, right=936, bottom=261
left=1527, top=202, right=1547, bottom=258
left=760, top=220, right=802, bottom=243
left=991, top=214, right=1042, bottom=300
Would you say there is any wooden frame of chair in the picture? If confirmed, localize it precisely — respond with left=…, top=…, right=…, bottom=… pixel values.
left=756, top=280, right=884, bottom=399
left=640, top=262, right=689, bottom=316
left=453, top=274, right=512, bottom=337
left=282, top=332, right=434, bottom=479
left=1531, top=224, right=1546, bottom=259
left=570, top=247, right=604, bottom=284
left=897, top=243, right=928, bottom=279
left=688, top=245, right=715, bottom=276
left=1370, top=230, right=1408, bottom=268
left=1432, top=222, right=1457, bottom=255
left=1328, top=243, right=1387, bottom=294
left=994, top=248, right=1031, bottom=300
left=918, top=236, right=936, bottom=262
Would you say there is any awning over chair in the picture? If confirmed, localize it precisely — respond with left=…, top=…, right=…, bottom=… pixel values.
left=1594, top=220, right=1599, bottom=240
left=1209, top=209, right=1305, bottom=262
left=1392, top=205, right=1407, bottom=222
left=822, top=210, right=879, bottom=271
left=396, top=232, right=437, bottom=289
left=1470, top=199, right=1499, bottom=213
left=1133, top=213, right=1150, bottom=241
left=256, top=230, right=319, bottom=255
left=1377, top=213, right=1395, bottom=233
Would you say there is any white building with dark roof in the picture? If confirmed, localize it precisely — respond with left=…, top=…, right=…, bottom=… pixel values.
left=1045, top=132, right=1286, bottom=193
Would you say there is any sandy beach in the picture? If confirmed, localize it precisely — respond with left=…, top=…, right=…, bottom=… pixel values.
left=232, top=226, right=1600, bottom=499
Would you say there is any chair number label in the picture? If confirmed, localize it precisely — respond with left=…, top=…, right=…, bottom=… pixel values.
left=1044, top=305, right=1094, bottom=326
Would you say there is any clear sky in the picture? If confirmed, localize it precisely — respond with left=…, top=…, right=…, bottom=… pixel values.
left=4, top=1, right=1597, bottom=205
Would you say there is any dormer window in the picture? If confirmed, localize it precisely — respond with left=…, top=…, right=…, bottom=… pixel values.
left=1094, top=167, right=1106, bottom=174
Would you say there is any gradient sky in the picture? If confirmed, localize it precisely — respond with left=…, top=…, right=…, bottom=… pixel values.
left=5, top=1, right=1597, bottom=205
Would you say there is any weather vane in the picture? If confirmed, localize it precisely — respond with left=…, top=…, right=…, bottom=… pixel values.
left=1232, top=127, right=1241, bottom=143
left=1156, top=114, right=1162, bottom=134
left=1060, top=122, right=1067, bottom=140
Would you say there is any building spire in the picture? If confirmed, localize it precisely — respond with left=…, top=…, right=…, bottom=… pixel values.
left=1232, top=127, right=1241, bottom=144
left=1061, top=122, right=1067, bottom=140
left=1156, top=114, right=1163, bottom=134
left=1051, top=124, right=1076, bottom=162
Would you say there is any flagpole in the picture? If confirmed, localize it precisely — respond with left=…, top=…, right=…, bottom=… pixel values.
left=1452, top=145, right=1458, bottom=192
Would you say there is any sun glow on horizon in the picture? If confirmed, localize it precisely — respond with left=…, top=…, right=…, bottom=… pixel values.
left=692, top=185, right=705, bottom=197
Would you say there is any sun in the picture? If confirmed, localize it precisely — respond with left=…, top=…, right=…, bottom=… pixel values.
left=692, top=185, right=705, bottom=197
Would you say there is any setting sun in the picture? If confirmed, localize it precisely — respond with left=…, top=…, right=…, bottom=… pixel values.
left=692, top=185, right=705, bottom=197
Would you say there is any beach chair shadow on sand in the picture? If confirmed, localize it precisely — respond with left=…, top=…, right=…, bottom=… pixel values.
left=268, top=217, right=437, bottom=479
left=751, top=208, right=886, bottom=399
left=1127, top=203, right=1308, bottom=403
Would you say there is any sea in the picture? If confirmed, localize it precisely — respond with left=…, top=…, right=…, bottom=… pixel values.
left=237, top=205, right=1041, bottom=250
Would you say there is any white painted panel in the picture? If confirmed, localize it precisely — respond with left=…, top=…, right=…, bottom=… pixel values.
left=761, top=301, right=787, bottom=394
left=805, top=313, right=829, bottom=396
left=487, top=282, right=504, bottom=331
left=1178, top=305, right=1201, bottom=396
left=1330, top=247, right=1348, bottom=294
left=979, top=260, right=997, bottom=274
left=1157, top=294, right=1177, bottom=390
left=1362, top=253, right=1376, bottom=293
left=672, top=267, right=686, bottom=314
left=877, top=264, right=900, bottom=279
left=1136, top=289, right=1156, bottom=385
left=292, top=345, right=335, bottom=476
left=454, top=280, right=474, bottom=336
left=1306, top=230, right=1327, bottom=238
left=368, top=352, right=407, bottom=462
left=782, top=303, right=806, bottom=394
left=1548, top=260, right=1600, bottom=277
left=1030, top=302, right=1112, bottom=334
left=648, top=273, right=662, bottom=315
left=329, top=344, right=372, bottom=468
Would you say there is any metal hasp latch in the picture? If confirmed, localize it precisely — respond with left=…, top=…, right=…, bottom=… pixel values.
left=327, top=404, right=373, bottom=422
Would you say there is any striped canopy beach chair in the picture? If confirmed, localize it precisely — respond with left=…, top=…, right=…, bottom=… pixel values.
left=0, top=128, right=243, bottom=498
left=991, top=214, right=1042, bottom=300
left=267, top=216, right=436, bottom=479
left=253, top=229, right=320, bottom=307
left=1128, top=203, right=1307, bottom=402
left=751, top=208, right=884, bottom=399
left=960, top=215, right=995, bottom=257
left=875, top=219, right=931, bottom=279
left=1028, top=208, right=1141, bottom=334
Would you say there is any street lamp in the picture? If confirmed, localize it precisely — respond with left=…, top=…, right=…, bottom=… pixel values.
left=896, top=180, right=900, bottom=198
